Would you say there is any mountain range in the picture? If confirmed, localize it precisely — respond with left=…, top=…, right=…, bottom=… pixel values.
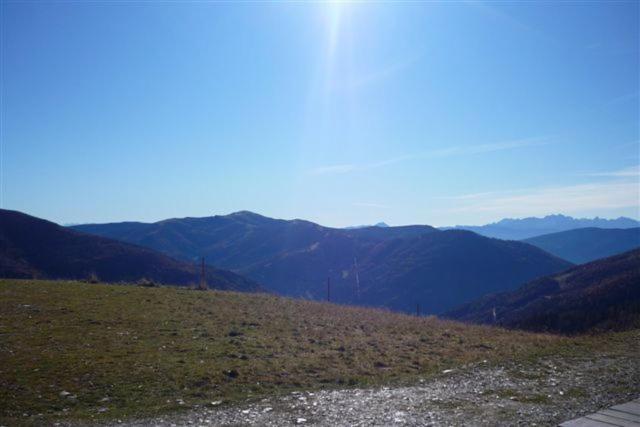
left=72, top=211, right=572, bottom=313
left=345, top=222, right=390, bottom=229
left=0, top=209, right=260, bottom=292
left=524, top=227, right=640, bottom=264
left=444, top=248, right=640, bottom=334
left=445, top=214, right=640, bottom=240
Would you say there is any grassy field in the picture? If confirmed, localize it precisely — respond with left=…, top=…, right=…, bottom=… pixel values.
left=0, top=280, right=634, bottom=425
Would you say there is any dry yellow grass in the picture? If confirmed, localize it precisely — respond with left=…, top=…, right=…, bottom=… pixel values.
left=0, top=279, right=627, bottom=425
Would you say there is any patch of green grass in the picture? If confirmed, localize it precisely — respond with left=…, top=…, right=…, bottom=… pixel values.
left=605, top=385, right=638, bottom=395
left=507, top=369, right=545, bottom=381
left=0, top=280, right=637, bottom=425
left=564, top=387, right=587, bottom=399
left=520, top=394, right=551, bottom=404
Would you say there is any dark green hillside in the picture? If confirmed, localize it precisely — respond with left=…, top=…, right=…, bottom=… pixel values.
left=73, top=212, right=571, bottom=313
left=74, top=211, right=439, bottom=270
left=247, top=229, right=573, bottom=314
left=0, top=210, right=259, bottom=291
left=445, top=249, right=640, bottom=334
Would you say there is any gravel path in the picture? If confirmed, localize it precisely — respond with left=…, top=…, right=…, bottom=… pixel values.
left=108, top=354, right=639, bottom=426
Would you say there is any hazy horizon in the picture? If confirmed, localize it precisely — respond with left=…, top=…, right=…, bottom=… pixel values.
left=53, top=209, right=640, bottom=229
left=2, top=1, right=639, bottom=227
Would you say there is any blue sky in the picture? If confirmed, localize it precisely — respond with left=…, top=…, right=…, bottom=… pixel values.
left=1, top=1, right=638, bottom=227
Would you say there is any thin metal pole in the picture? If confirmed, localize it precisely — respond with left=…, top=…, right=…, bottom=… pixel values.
left=200, top=257, right=207, bottom=290
left=327, top=277, right=331, bottom=302
left=354, top=257, right=360, bottom=300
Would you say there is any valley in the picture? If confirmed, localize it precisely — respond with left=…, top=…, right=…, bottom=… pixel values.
left=446, top=248, right=640, bottom=333
left=2, top=210, right=639, bottom=426
left=523, top=227, right=640, bottom=264
left=71, top=211, right=572, bottom=314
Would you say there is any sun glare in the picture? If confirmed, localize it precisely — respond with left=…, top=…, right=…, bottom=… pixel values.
left=326, top=1, right=346, bottom=60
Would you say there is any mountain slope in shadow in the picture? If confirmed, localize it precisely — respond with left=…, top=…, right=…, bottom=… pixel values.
left=0, top=209, right=260, bottom=292
left=74, top=211, right=572, bottom=313
left=444, top=249, right=640, bottom=333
